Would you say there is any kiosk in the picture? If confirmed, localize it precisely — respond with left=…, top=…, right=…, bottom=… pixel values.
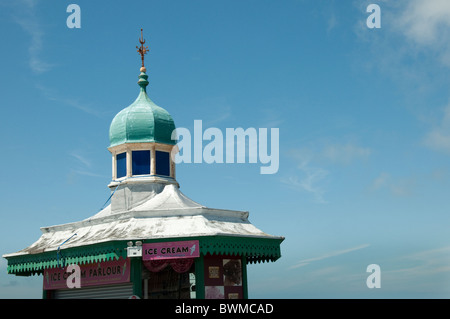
left=3, top=31, right=284, bottom=299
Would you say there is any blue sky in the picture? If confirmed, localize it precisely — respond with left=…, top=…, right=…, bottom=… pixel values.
left=1, top=0, right=450, bottom=298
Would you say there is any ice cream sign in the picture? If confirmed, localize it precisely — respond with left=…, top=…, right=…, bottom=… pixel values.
left=143, top=240, right=199, bottom=260
left=43, top=258, right=130, bottom=290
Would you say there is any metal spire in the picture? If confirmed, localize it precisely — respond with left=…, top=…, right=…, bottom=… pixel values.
left=136, top=28, right=149, bottom=70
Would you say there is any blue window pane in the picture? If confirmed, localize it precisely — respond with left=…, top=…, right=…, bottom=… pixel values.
left=132, top=150, right=150, bottom=175
left=116, top=152, right=126, bottom=178
left=156, top=151, right=170, bottom=176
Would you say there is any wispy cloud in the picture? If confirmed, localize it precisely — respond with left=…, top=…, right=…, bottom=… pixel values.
left=70, top=169, right=107, bottom=178
left=394, top=0, right=450, bottom=66
left=422, top=103, right=450, bottom=154
left=370, top=172, right=416, bottom=197
left=380, top=246, right=450, bottom=293
left=11, top=0, right=54, bottom=73
left=204, top=106, right=232, bottom=127
left=352, top=0, right=450, bottom=99
left=281, top=148, right=329, bottom=203
left=258, top=107, right=284, bottom=128
left=9, top=2, right=107, bottom=118
left=321, top=143, right=371, bottom=165
left=327, top=13, right=338, bottom=33
left=281, top=162, right=329, bottom=204
left=356, top=1, right=450, bottom=161
left=371, top=172, right=390, bottom=191
left=196, top=97, right=232, bottom=127
left=399, top=246, right=450, bottom=271
left=68, top=150, right=107, bottom=179
left=294, top=142, right=372, bottom=166
left=289, top=244, right=370, bottom=270
left=282, top=142, right=371, bottom=203
left=36, top=83, right=106, bottom=118
left=70, top=151, right=92, bottom=169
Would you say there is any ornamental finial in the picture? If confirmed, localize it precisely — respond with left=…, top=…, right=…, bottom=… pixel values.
left=136, top=28, right=149, bottom=71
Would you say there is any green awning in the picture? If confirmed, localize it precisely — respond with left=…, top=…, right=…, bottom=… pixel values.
left=5, top=236, right=284, bottom=275
left=5, top=242, right=126, bottom=275
left=199, top=236, right=284, bottom=263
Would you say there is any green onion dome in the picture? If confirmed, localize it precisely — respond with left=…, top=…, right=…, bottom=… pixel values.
left=109, top=69, right=176, bottom=147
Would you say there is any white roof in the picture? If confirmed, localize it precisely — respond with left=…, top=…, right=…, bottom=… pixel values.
left=4, top=184, right=281, bottom=258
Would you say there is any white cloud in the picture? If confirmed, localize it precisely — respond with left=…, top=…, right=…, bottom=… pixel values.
left=327, top=12, right=338, bottom=34
left=35, top=83, right=106, bottom=118
left=391, top=0, right=450, bottom=67
left=11, top=0, right=54, bottom=73
left=370, top=172, right=416, bottom=197
left=371, top=172, right=390, bottom=190
left=258, top=108, right=284, bottom=128
left=390, top=180, right=416, bottom=197
left=283, top=142, right=371, bottom=203
left=289, top=244, right=370, bottom=270
left=424, top=131, right=450, bottom=153
left=381, top=246, right=450, bottom=293
left=423, top=104, right=450, bottom=154
left=70, top=151, right=92, bottom=168
left=195, top=97, right=232, bottom=127
left=395, top=0, right=450, bottom=45
left=321, top=143, right=371, bottom=164
left=68, top=150, right=107, bottom=180
left=353, top=0, right=450, bottom=99
left=281, top=149, right=329, bottom=203
left=281, top=168, right=329, bottom=204
left=204, top=106, right=231, bottom=127
left=297, top=142, right=372, bottom=166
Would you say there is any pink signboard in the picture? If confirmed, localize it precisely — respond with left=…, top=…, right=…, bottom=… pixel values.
left=143, top=240, right=199, bottom=260
left=43, top=258, right=130, bottom=290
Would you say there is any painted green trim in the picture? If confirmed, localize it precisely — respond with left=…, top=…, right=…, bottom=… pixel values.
left=241, top=255, right=248, bottom=299
left=197, top=236, right=284, bottom=263
left=194, top=254, right=205, bottom=299
left=140, top=235, right=283, bottom=263
left=5, top=241, right=127, bottom=275
left=131, top=258, right=142, bottom=298
left=5, top=235, right=284, bottom=275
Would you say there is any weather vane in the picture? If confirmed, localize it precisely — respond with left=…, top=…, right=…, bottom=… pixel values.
left=136, top=28, right=149, bottom=69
